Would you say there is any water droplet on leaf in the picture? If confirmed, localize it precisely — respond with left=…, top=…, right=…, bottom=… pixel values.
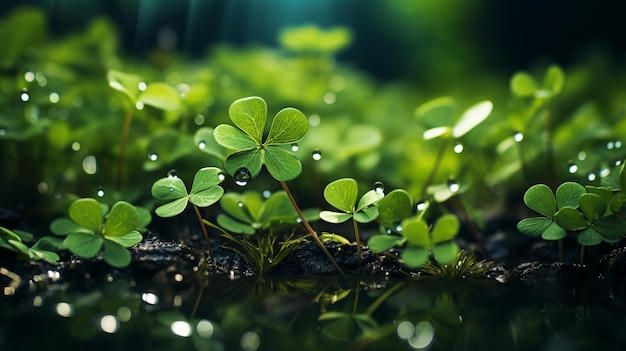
left=71, top=142, right=81, bottom=151
left=567, top=162, right=578, bottom=174
left=416, top=201, right=427, bottom=212
left=607, top=141, right=615, bottom=150
left=615, top=140, right=622, bottom=148
left=20, top=89, right=29, bottom=102
left=167, top=169, right=178, bottom=179
left=138, top=82, right=147, bottom=91
left=312, top=149, right=322, bottom=161
left=234, top=167, right=251, bottom=186
left=291, top=143, right=299, bottom=152
left=24, top=71, right=35, bottom=82
left=262, top=190, right=271, bottom=198
left=217, top=172, right=226, bottom=182
left=453, top=142, right=464, bottom=153
left=393, top=220, right=403, bottom=232
left=447, top=178, right=460, bottom=192
left=237, top=201, right=244, bottom=208
left=587, top=173, right=597, bottom=181
left=296, top=217, right=302, bottom=223
left=599, top=167, right=610, bottom=178
left=374, top=181, right=385, bottom=194
left=97, top=188, right=105, bottom=197
left=198, top=140, right=206, bottom=149
left=168, top=187, right=174, bottom=192
left=148, top=152, right=158, bottom=161
left=513, top=131, right=524, bottom=142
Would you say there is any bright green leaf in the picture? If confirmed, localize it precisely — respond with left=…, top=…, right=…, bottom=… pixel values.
left=541, top=221, right=567, bottom=240
left=523, top=184, right=555, bottom=217
left=223, top=149, right=263, bottom=179
left=107, top=69, right=140, bottom=103
left=555, top=207, right=587, bottom=231
left=517, top=217, right=552, bottom=237
left=402, top=218, right=430, bottom=247
left=265, top=108, right=308, bottom=145
left=452, top=100, right=492, bottom=138
left=194, top=127, right=228, bottom=160
left=367, top=234, right=405, bottom=253
left=577, top=228, right=603, bottom=246
left=414, top=96, right=455, bottom=128
left=155, top=198, right=189, bottom=218
left=138, top=82, right=181, bottom=111
left=319, top=211, right=353, bottom=224
left=69, top=198, right=103, bottom=233
left=356, top=190, right=384, bottom=212
left=543, top=65, right=564, bottom=96
left=324, top=178, right=358, bottom=213
left=510, top=72, right=538, bottom=97
left=353, top=206, right=379, bottom=223
left=106, top=231, right=143, bottom=248
left=579, top=193, right=607, bottom=223
left=431, top=214, right=460, bottom=243
left=64, top=232, right=103, bottom=258
left=217, top=214, right=255, bottom=235
left=377, top=189, right=413, bottom=230
left=103, top=240, right=132, bottom=268
left=220, top=193, right=254, bottom=223
left=189, top=187, right=224, bottom=208
left=432, top=241, right=460, bottom=264
left=190, top=167, right=225, bottom=195
left=555, top=182, right=585, bottom=209
left=104, top=202, right=139, bottom=237
left=213, top=124, right=258, bottom=150
left=263, top=147, right=303, bottom=181
left=151, top=177, right=187, bottom=200
left=228, top=96, right=267, bottom=144
left=401, top=247, right=429, bottom=268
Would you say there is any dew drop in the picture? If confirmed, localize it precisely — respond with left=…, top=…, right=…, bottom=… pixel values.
left=513, top=131, right=524, bottom=142
left=393, top=220, right=403, bottom=232
left=20, top=88, right=30, bottom=102
left=416, top=201, right=427, bottom=212
left=71, top=142, right=81, bottom=151
left=615, top=141, right=622, bottom=148
left=291, top=143, right=299, bottom=152
left=167, top=169, right=178, bottom=179
left=24, top=71, right=35, bottom=82
left=237, top=201, right=244, bottom=208
left=148, top=152, right=158, bottom=161
left=385, top=228, right=392, bottom=234
left=217, top=172, right=226, bottom=182
left=194, top=114, right=205, bottom=125
left=374, top=181, right=385, bottom=194
left=198, top=140, right=206, bottom=149
left=447, top=178, right=460, bottom=193
left=567, top=162, right=578, bottom=174
left=138, top=82, right=147, bottom=91
left=453, top=142, right=464, bottom=153
left=312, top=149, right=322, bottom=161
left=97, top=188, right=105, bottom=197
left=295, top=217, right=303, bottom=223
left=168, top=187, right=174, bottom=192
left=587, top=172, right=597, bottom=182
left=262, top=190, right=271, bottom=199
left=599, top=167, right=610, bottom=178
left=616, top=160, right=623, bottom=167
left=234, top=167, right=252, bottom=186
left=607, top=141, right=615, bottom=150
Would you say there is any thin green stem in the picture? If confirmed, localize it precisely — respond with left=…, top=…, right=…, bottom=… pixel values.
left=420, top=139, right=450, bottom=199
left=115, top=109, right=134, bottom=190
left=193, top=204, right=213, bottom=261
left=202, top=219, right=231, bottom=236
left=580, top=245, right=585, bottom=265
left=280, top=180, right=345, bottom=275
left=352, top=217, right=362, bottom=266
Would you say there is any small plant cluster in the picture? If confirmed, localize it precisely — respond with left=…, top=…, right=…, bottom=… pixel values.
left=518, top=161, right=626, bottom=262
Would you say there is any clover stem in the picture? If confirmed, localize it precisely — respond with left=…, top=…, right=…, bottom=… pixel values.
left=280, top=180, right=345, bottom=275
left=115, top=109, right=134, bottom=190
left=420, top=139, right=450, bottom=199
left=352, top=217, right=362, bottom=266
left=351, top=282, right=360, bottom=315
left=192, top=204, right=214, bottom=261
left=579, top=245, right=585, bottom=265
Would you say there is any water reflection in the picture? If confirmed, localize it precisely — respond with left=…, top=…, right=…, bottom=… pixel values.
left=1, top=274, right=626, bottom=350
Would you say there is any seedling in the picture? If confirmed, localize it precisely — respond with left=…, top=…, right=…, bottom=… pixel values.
left=0, top=226, right=60, bottom=263
left=368, top=189, right=460, bottom=268
left=416, top=98, right=493, bottom=197
left=107, top=69, right=181, bottom=188
left=151, top=167, right=225, bottom=259
left=319, top=178, right=384, bottom=264
left=50, top=198, right=144, bottom=268
left=213, top=96, right=344, bottom=274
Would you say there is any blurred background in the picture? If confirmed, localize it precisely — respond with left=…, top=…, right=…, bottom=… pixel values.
left=2, top=0, right=624, bottom=86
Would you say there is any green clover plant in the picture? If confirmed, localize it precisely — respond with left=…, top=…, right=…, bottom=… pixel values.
left=0, top=226, right=61, bottom=263
left=50, top=198, right=144, bottom=268
left=368, top=189, right=461, bottom=268
left=319, top=178, right=384, bottom=264
left=213, top=96, right=344, bottom=274
left=151, top=167, right=225, bottom=259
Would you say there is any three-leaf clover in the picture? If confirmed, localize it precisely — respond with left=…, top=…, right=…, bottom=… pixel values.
left=319, top=178, right=384, bottom=263
left=517, top=182, right=585, bottom=241
left=50, top=198, right=144, bottom=268
left=213, top=96, right=309, bottom=182
left=151, top=167, right=225, bottom=217
left=0, top=226, right=61, bottom=263
left=368, top=189, right=415, bottom=253
left=399, top=215, right=460, bottom=268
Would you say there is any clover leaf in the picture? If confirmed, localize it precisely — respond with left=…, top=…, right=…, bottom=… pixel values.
left=517, top=182, right=585, bottom=241
left=367, top=189, right=417, bottom=253
left=151, top=167, right=225, bottom=217
left=213, top=96, right=309, bottom=182
left=400, top=215, right=460, bottom=268
left=50, top=198, right=144, bottom=268
left=0, top=226, right=60, bottom=263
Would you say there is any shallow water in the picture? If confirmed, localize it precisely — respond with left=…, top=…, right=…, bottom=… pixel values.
left=2, top=271, right=626, bottom=351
